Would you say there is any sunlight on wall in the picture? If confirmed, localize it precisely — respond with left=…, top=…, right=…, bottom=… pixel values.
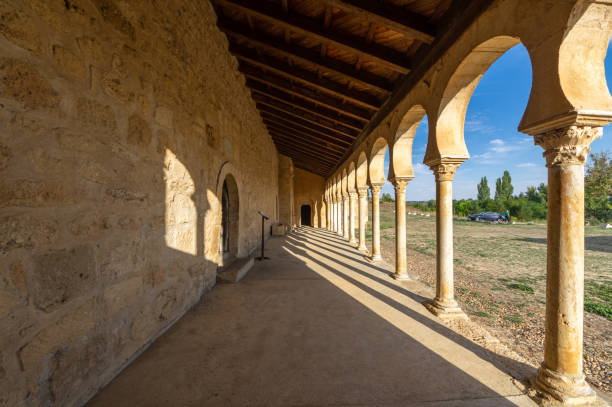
left=164, top=148, right=197, bottom=255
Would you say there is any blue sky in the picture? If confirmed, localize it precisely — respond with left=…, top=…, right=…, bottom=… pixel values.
left=381, top=41, right=612, bottom=201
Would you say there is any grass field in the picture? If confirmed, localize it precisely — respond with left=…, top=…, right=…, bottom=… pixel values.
left=360, top=201, right=612, bottom=392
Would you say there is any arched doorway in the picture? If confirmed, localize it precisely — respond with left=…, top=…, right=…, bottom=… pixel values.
left=300, top=205, right=311, bottom=226
left=220, top=175, right=239, bottom=263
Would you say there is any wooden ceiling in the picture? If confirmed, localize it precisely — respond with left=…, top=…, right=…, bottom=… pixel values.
left=212, top=0, right=492, bottom=177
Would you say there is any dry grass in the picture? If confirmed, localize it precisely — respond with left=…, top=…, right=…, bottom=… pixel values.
left=363, top=201, right=612, bottom=393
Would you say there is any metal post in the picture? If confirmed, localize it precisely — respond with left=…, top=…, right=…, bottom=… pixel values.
left=256, top=211, right=269, bottom=260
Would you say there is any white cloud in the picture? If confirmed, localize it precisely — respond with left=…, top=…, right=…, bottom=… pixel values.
left=490, top=139, right=504, bottom=145
left=516, top=162, right=537, bottom=168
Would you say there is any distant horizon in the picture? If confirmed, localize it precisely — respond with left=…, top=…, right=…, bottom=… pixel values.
left=377, top=41, right=612, bottom=201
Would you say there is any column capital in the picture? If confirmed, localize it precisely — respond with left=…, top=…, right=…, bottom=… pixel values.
left=533, top=125, right=602, bottom=167
left=428, top=159, right=465, bottom=182
left=369, top=182, right=384, bottom=194
left=357, top=186, right=369, bottom=198
left=390, top=176, right=413, bottom=192
left=348, top=191, right=358, bottom=199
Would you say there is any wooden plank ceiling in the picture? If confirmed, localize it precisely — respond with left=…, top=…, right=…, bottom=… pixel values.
left=211, top=0, right=479, bottom=177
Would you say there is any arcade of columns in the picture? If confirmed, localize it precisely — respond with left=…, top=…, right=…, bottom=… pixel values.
left=321, top=1, right=612, bottom=404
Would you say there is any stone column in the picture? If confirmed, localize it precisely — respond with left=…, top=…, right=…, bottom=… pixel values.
left=357, top=187, right=368, bottom=252
left=343, top=195, right=350, bottom=240
left=331, top=198, right=336, bottom=232
left=326, top=198, right=331, bottom=231
left=369, top=183, right=383, bottom=261
left=424, top=160, right=466, bottom=319
left=349, top=192, right=358, bottom=246
left=391, top=177, right=413, bottom=280
left=531, top=125, right=601, bottom=404
left=336, top=193, right=343, bottom=236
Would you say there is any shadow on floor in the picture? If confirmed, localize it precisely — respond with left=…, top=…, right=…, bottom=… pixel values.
left=87, top=227, right=536, bottom=407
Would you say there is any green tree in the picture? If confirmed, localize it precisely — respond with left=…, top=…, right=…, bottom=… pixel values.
left=585, top=151, right=612, bottom=222
left=494, top=170, right=514, bottom=201
left=477, top=176, right=490, bottom=202
left=381, top=192, right=394, bottom=202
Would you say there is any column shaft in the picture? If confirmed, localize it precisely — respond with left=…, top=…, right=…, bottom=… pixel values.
left=349, top=193, right=357, bottom=245
left=424, top=162, right=466, bottom=319
left=532, top=125, right=600, bottom=403
left=337, top=196, right=343, bottom=236
left=343, top=197, right=350, bottom=240
left=358, top=188, right=368, bottom=251
left=392, top=179, right=411, bottom=280
left=370, top=184, right=382, bottom=261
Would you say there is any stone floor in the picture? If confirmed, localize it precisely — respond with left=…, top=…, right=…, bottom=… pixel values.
left=87, top=227, right=537, bottom=407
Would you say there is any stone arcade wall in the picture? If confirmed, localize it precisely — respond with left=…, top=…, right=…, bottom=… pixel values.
left=293, top=168, right=325, bottom=227
left=278, top=154, right=295, bottom=227
left=0, top=1, right=278, bottom=406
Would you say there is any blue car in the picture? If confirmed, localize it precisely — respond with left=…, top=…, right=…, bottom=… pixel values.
left=467, top=212, right=508, bottom=224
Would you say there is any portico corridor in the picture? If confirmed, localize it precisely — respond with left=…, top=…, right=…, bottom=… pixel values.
left=88, top=228, right=537, bottom=407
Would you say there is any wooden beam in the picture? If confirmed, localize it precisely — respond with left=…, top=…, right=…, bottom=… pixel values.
left=272, top=139, right=338, bottom=165
left=321, top=0, right=436, bottom=44
left=254, top=97, right=359, bottom=137
left=258, top=104, right=356, bottom=140
left=251, top=89, right=366, bottom=130
left=217, top=18, right=392, bottom=93
left=292, top=159, right=329, bottom=177
left=261, top=113, right=354, bottom=145
left=267, top=126, right=346, bottom=155
left=276, top=146, right=333, bottom=170
left=268, top=130, right=343, bottom=160
left=233, top=45, right=382, bottom=109
left=214, top=0, right=412, bottom=73
left=329, top=0, right=496, bottom=175
left=246, top=77, right=372, bottom=122
left=262, top=118, right=351, bottom=148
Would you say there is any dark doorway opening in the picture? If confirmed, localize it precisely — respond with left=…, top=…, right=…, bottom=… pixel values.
left=221, top=181, right=230, bottom=254
left=301, top=205, right=311, bottom=226
left=220, top=175, right=239, bottom=265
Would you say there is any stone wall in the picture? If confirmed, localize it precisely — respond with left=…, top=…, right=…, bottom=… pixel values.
left=0, top=1, right=278, bottom=406
left=278, top=154, right=295, bottom=227
left=293, top=168, right=325, bottom=227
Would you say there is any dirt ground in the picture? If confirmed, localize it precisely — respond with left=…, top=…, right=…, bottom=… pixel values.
left=362, top=201, right=612, bottom=393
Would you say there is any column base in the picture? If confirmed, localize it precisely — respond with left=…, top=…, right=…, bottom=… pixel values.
left=369, top=254, right=383, bottom=262
left=392, top=272, right=411, bottom=281
left=423, top=298, right=468, bottom=320
left=350, top=238, right=358, bottom=247
left=532, top=364, right=597, bottom=405
left=358, top=245, right=368, bottom=253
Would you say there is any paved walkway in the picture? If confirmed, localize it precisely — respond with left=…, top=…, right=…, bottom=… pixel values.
left=88, top=228, right=537, bottom=406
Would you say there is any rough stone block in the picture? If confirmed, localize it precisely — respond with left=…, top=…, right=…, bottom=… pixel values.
left=154, top=106, right=173, bottom=128
left=52, top=45, right=87, bottom=80
left=29, top=245, right=96, bottom=312
left=0, top=6, right=42, bottom=53
left=76, top=97, right=116, bottom=131
left=0, top=179, right=75, bottom=208
left=0, top=58, right=58, bottom=109
left=18, top=300, right=96, bottom=372
left=127, top=114, right=152, bottom=148
left=90, top=0, right=135, bottom=40
left=104, top=277, right=142, bottom=317
left=0, top=214, right=58, bottom=253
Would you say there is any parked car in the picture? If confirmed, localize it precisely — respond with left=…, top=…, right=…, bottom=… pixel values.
left=467, top=212, right=508, bottom=223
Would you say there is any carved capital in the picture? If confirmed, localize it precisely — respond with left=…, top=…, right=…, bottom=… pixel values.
left=369, top=183, right=384, bottom=194
left=391, top=176, right=413, bottom=192
left=430, top=162, right=461, bottom=182
left=533, top=125, right=602, bottom=167
left=357, top=187, right=369, bottom=198
left=348, top=191, right=358, bottom=199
